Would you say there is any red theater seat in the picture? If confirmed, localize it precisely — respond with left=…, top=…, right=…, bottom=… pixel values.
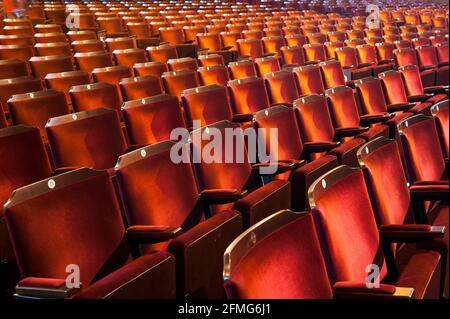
left=0, top=59, right=28, bottom=79
left=70, top=82, right=121, bottom=114
left=161, top=70, right=199, bottom=101
left=335, top=46, right=373, bottom=80
left=119, top=76, right=164, bottom=101
left=133, top=61, right=168, bottom=78
left=294, top=94, right=366, bottom=167
left=253, top=105, right=339, bottom=210
left=357, top=137, right=448, bottom=297
left=29, top=55, right=74, bottom=80
left=113, top=48, right=148, bottom=68
left=46, top=108, right=128, bottom=170
left=237, top=38, right=264, bottom=60
left=167, top=57, right=198, bottom=71
left=228, top=76, right=271, bottom=115
left=254, top=56, right=281, bottom=77
left=4, top=168, right=176, bottom=299
left=399, top=65, right=448, bottom=106
left=394, top=48, right=436, bottom=87
left=114, top=141, right=242, bottom=297
left=319, top=59, right=347, bottom=89
left=0, top=126, right=53, bottom=264
left=280, top=45, right=305, bottom=66
left=325, top=86, right=390, bottom=141
left=45, top=71, right=91, bottom=105
left=379, top=70, right=433, bottom=115
left=355, top=77, right=415, bottom=137
left=74, top=51, right=114, bottom=73
left=0, top=76, right=43, bottom=115
left=71, top=39, right=105, bottom=53
left=293, top=64, right=325, bottom=95
left=416, top=46, right=449, bottom=86
left=397, top=114, right=448, bottom=183
left=182, top=85, right=235, bottom=128
left=309, top=165, right=442, bottom=299
left=264, top=70, right=299, bottom=105
left=303, top=43, right=327, bottom=63
left=7, top=90, right=70, bottom=139
left=224, top=210, right=334, bottom=298
left=190, top=120, right=291, bottom=228
left=198, top=65, right=230, bottom=87
left=122, top=94, right=185, bottom=145
left=228, top=60, right=257, bottom=79
left=431, top=100, right=449, bottom=159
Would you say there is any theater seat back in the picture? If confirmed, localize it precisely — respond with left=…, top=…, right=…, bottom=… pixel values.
left=308, top=166, right=387, bottom=284
left=224, top=210, right=333, bottom=299
left=46, top=108, right=127, bottom=170
left=4, top=168, right=131, bottom=285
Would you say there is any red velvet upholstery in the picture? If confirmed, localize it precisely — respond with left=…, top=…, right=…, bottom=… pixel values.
left=198, top=65, right=230, bottom=87
left=69, top=82, right=122, bottom=114
left=293, top=65, right=325, bottom=95
left=182, top=85, right=233, bottom=128
left=7, top=90, right=70, bottom=139
left=46, top=108, right=128, bottom=170
left=264, top=71, right=299, bottom=105
left=398, top=115, right=447, bottom=183
left=115, top=141, right=242, bottom=297
left=161, top=70, right=199, bottom=101
left=376, top=42, right=395, bottom=62
left=228, top=76, right=270, bottom=115
left=254, top=105, right=339, bottom=209
left=198, top=54, right=225, bottom=67
left=74, top=252, right=175, bottom=299
left=4, top=168, right=176, bottom=299
left=122, top=94, right=185, bottom=145
left=295, top=95, right=335, bottom=144
left=227, top=212, right=333, bottom=299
